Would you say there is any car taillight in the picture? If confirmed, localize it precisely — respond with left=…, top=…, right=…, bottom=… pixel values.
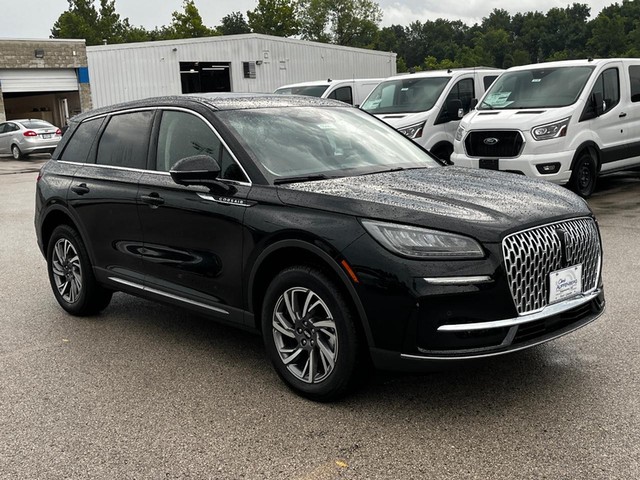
left=55, top=129, right=62, bottom=135
left=23, top=130, right=37, bottom=137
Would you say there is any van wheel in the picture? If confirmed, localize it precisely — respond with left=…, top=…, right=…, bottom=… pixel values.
left=431, top=144, right=453, bottom=164
left=569, top=152, right=597, bottom=198
left=47, top=225, right=112, bottom=316
left=261, top=265, right=361, bottom=401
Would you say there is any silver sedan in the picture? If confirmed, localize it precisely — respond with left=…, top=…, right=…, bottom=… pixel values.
left=0, top=119, right=62, bottom=159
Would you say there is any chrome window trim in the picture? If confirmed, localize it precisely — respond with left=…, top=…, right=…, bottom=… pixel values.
left=108, top=277, right=229, bottom=315
left=70, top=105, right=252, bottom=187
left=437, top=288, right=601, bottom=332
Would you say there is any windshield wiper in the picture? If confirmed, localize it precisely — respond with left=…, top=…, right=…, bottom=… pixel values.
left=479, top=100, right=494, bottom=110
left=273, top=173, right=330, bottom=185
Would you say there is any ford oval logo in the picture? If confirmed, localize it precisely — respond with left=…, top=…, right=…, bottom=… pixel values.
left=484, top=137, right=499, bottom=145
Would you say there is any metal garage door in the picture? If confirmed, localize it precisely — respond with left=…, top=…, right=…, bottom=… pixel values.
left=0, top=69, right=78, bottom=93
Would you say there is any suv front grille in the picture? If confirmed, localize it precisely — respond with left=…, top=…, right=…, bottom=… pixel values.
left=465, top=130, right=524, bottom=158
left=502, top=218, right=601, bottom=315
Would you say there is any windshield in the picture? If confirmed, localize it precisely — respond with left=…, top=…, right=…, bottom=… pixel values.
left=360, top=76, right=450, bottom=114
left=480, top=66, right=595, bottom=109
left=274, top=85, right=329, bottom=97
left=216, top=107, right=440, bottom=183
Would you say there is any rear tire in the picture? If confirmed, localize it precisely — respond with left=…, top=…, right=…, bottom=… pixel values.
left=261, top=265, right=362, bottom=401
left=46, top=225, right=112, bottom=316
left=569, top=152, right=597, bottom=198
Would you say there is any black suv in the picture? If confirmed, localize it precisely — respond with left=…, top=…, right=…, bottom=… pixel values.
left=35, top=95, right=605, bottom=400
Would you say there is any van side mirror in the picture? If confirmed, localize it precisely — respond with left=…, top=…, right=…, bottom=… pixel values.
left=447, top=99, right=464, bottom=120
left=470, top=98, right=479, bottom=110
left=592, top=91, right=604, bottom=116
left=170, top=155, right=221, bottom=188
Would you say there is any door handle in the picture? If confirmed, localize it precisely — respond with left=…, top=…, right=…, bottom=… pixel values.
left=140, top=192, right=165, bottom=207
left=70, top=183, right=90, bottom=195
left=619, top=112, right=627, bottom=118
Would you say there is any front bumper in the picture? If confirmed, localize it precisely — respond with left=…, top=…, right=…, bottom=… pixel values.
left=370, top=289, right=605, bottom=371
left=451, top=149, right=574, bottom=185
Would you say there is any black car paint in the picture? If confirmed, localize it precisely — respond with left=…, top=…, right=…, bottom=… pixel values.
left=35, top=95, right=604, bottom=372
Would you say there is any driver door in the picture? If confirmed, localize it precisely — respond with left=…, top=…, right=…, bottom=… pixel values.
left=137, top=108, right=251, bottom=325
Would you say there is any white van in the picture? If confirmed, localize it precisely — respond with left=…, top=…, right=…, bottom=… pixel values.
left=274, top=78, right=383, bottom=107
left=360, top=68, right=502, bottom=161
left=451, top=58, right=640, bottom=197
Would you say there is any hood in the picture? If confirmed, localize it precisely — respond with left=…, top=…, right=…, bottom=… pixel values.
left=462, top=106, right=575, bottom=131
left=277, top=167, right=590, bottom=242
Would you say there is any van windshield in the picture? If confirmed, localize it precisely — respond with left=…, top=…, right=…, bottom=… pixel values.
left=361, top=77, right=450, bottom=114
left=274, top=85, right=329, bottom=97
left=480, top=66, right=595, bottom=109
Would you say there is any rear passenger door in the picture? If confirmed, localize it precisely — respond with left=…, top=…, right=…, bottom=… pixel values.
left=68, top=110, right=153, bottom=286
left=137, top=108, right=251, bottom=324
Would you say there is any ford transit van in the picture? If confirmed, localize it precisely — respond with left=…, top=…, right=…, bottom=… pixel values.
left=360, top=68, right=502, bottom=161
left=274, top=78, right=383, bottom=106
left=451, top=58, right=640, bottom=197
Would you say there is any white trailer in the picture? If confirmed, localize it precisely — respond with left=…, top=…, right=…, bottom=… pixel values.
left=87, top=33, right=397, bottom=108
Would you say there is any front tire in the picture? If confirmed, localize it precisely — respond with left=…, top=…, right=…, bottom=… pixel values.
left=569, top=152, right=597, bottom=198
left=261, top=265, right=361, bottom=401
left=11, top=144, right=23, bottom=160
left=46, top=225, right=112, bottom=315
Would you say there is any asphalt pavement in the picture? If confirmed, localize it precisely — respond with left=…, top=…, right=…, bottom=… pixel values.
left=0, top=167, right=638, bottom=479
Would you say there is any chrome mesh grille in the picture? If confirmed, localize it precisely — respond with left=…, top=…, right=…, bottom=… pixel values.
left=502, top=218, right=601, bottom=315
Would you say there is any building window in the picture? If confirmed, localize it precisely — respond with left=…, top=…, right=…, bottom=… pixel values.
left=243, top=62, right=256, bottom=79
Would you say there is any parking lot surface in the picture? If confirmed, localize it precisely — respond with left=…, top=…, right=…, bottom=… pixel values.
left=1, top=168, right=639, bottom=479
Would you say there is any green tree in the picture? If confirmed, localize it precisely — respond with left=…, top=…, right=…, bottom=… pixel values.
left=164, top=0, right=218, bottom=39
left=587, top=14, right=627, bottom=57
left=298, top=0, right=382, bottom=47
left=219, top=11, right=251, bottom=35
left=247, top=0, right=299, bottom=37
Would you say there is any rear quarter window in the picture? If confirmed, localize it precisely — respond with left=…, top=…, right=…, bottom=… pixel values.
left=59, top=117, right=105, bottom=163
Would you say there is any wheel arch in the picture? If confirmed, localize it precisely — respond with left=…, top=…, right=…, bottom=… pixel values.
left=40, top=206, right=96, bottom=264
left=247, top=239, right=374, bottom=347
left=430, top=141, right=454, bottom=163
left=569, top=142, right=602, bottom=174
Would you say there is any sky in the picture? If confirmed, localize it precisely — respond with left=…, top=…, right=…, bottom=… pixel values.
left=0, top=0, right=614, bottom=40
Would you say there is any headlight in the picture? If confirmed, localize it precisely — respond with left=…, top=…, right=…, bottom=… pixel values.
left=361, top=220, right=484, bottom=259
left=531, top=117, right=570, bottom=141
left=398, top=121, right=425, bottom=139
left=455, top=125, right=465, bottom=142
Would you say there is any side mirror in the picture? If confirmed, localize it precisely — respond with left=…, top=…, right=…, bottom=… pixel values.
left=592, top=91, right=604, bottom=116
left=170, top=155, right=221, bottom=188
left=469, top=98, right=479, bottom=110
left=447, top=99, right=464, bottom=121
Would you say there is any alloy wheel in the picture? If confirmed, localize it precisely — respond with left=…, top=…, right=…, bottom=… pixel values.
left=51, top=238, right=83, bottom=304
left=272, top=287, right=338, bottom=384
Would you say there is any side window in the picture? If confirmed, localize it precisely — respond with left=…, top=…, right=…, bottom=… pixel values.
left=7, top=123, right=19, bottom=132
left=629, top=65, right=640, bottom=102
left=96, top=111, right=153, bottom=169
left=59, top=118, right=105, bottom=163
left=0, top=123, right=6, bottom=134
left=483, top=75, right=499, bottom=91
left=591, top=68, right=620, bottom=114
left=156, top=110, right=247, bottom=182
left=446, top=78, right=475, bottom=113
left=328, top=86, right=354, bottom=105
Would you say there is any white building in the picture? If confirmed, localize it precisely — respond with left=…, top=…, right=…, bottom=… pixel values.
left=87, top=33, right=397, bottom=108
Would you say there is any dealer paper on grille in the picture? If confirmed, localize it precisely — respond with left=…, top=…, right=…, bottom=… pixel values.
left=549, top=264, right=583, bottom=304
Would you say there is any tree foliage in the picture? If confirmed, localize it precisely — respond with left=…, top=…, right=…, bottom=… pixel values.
left=51, top=0, right=640, bottom=71
left=298, top=0, right=382, bottom=47
left=247, top=0, right=299, bottom=37
left=219, top=12, right=251, bottom=35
